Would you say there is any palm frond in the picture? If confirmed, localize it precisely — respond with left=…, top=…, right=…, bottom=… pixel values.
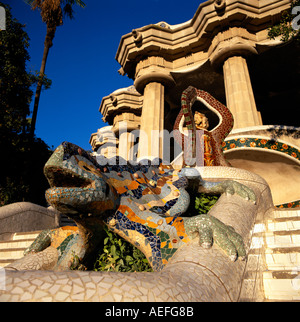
left=23, top=0, right=41, bottom=10
left=62, top=0, right=85, bottom=19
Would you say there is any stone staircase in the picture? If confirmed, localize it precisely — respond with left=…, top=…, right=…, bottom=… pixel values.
left=0, top=213, right=75, bottom=269
left=0, top=231, right=41, bottom=268
left=263, top=208, right=300, bottom=301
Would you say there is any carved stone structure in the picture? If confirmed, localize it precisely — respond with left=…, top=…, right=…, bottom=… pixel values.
left=0, top=0, right=299, bottom=303
left=96, top=86, right=142, bottom=160
left=92, top=0, right=300, bottom=209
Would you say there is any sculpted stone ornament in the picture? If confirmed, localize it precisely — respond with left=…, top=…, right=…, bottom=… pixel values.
left=174, top=86, right=234, bottom=167
left=7, top=141, right=256, bottom=272
left=214, top=0, right=226, bottom=11
left=132, top=29, right=142, bottom=44
left=194, top=111, right=209, bottom=131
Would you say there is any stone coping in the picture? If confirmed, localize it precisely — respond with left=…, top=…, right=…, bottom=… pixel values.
left=0, top=203, right=59, bottom=240
left=116, top=0, right=290, bottom=77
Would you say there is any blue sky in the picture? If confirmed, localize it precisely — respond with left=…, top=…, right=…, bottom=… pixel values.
left=8, top=0, right=203, bottom=151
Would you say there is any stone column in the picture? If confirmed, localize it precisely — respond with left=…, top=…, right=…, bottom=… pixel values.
left=119, top=129, right=136, bottom=161
left=223, top=56, right=262, bottom=129
left=96, top=126, right=118, bottom=159
left=127, top=132, right=137, bottom=160
left=134, top=57, right=175, bottom=160
left=111, top=113, right=140, bottom=161
left=138, top=82, right=165, bottom=159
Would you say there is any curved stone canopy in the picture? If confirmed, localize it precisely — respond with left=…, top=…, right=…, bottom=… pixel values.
left=226, top=149, right=300, bottom=206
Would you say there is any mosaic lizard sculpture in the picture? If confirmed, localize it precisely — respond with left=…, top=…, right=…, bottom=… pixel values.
left=17, top=141, right=256, bottom=272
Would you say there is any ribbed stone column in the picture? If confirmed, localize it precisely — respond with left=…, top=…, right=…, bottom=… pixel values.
left=223, top=56, right=262, bottom=129
left=119, top=130, right=136, bottom=161
left=138, top=82, right=165, bottom=159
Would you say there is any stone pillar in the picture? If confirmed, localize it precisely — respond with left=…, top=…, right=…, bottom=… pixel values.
left=223, top=56, right=262, bottom=129
left=96, top=126, right=118, bottom=159
left=138, top=82, right=165, bottom=159
left=134, top=57, right=175, bottom=160
left=127, top=132, right=136, bottom=160
left=209, top=28, right=263, bottom=130
left=118, top=129, right=136, bottom=161
left=111, top=113, right=140, bottom=161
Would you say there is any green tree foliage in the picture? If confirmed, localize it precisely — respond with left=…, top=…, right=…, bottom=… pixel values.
left=0, top=2, right=52, bottom=206
left=0, top=2, right=32, bottom=139
left=268, top=0, right=300, bottom=43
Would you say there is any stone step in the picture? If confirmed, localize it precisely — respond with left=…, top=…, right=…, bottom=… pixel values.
left=12, top=231, right=41, bottom=240
left=273, top=209, right=300, bottom=220
left=264, top=225, right=300, bottom=270
left=263, top=270, right=300, bottom=301
left=0, top=259, right=14, bottom=268
left=0, top=239, right=35, bottom=250
left=0, top=248, right=27, bottom=260
left=265, top=248, right=300, bottom=270
left=0, top=231, right=41, bottom=268
left=267, top=218, right=300, bottom=232
left=251, top=231, right=300, bottom=252
left=262, top=210, right=300, bottom=301
left=264, top=231, right=300, bottom=249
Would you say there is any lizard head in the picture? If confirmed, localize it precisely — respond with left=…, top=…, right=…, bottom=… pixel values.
left=44, top=142, right=119, bottom=219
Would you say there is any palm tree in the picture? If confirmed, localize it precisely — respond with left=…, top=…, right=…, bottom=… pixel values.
left=25, top=0, right=86, bottom=138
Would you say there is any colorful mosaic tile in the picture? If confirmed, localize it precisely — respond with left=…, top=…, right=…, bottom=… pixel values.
left=17, top=137, right=256, bottom=272
left=223, top=137, right=300, bottom=162
left=223, top=137, right=300, bottom=208
left=173, top=86, right=233, bottom=167
left=276, top=200, right=300, bottom=208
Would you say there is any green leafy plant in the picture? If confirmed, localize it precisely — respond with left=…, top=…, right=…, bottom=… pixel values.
left=92, top=193, right=219, bottom=272
left=69, top=251, right=87, bottom=271
left=93, top=226, right=153, bottom=272
left=195, top=193, right=220, bottom=214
